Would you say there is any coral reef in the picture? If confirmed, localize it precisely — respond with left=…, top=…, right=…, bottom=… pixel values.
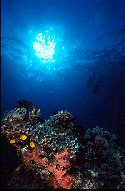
left=1, top=101, right=125, bottom=189
left=72, top=126, right=125, bottom=189
left=1, top=102, right=81, bottom=189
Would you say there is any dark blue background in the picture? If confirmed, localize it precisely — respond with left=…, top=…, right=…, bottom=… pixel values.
left=1, top=0, right=125, bottom=147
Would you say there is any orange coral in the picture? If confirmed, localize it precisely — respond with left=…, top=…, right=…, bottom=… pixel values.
left=25, top=147, right=74, bottom=189
left=26, top=147, right=48, bottom=167
left=54, top=149, right=71, bottom=168
left=48, top=164, right=74, bottom=189
left=48, top=175, right=58, bottom=188
left=59, top=174, right=74, bottom=189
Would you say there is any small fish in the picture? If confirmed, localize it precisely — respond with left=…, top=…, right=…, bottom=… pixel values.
left=10, top=139, right=16, bottom=144
left=30, top=141, right=35, bottom=148
left=20, top=134, right=27, bottom=141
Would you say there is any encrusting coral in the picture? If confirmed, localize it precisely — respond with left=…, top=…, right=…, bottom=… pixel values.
left=1, top=100, right=125, bottom=189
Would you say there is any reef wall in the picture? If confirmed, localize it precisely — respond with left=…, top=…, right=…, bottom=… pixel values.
left=1, top=101, right=125, bottom=189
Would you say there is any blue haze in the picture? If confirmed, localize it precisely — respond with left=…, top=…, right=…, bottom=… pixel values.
left=1, top=0, right=125, bottom=146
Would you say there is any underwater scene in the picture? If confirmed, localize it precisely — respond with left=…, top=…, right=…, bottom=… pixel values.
left=1, top=0, right=125, bottom=189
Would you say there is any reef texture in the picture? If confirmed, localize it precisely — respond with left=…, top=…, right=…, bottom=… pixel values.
left=1, top=101, right=125, bottom=189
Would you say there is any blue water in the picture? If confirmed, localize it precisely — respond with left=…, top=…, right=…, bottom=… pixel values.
left=1, top=0, right=125, bottom=146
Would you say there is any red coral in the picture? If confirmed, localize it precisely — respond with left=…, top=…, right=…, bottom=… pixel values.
left=48, top=175, right=58, bottom=188
left=59, top=174, right=74, bottom=189
left=48, top=149, right=74, bottom=189
left=48, top=162, right=74, bottom=189
left=26, top=147, right=48, bottom=167
left=25, top=147, right=74, bottom=189
left=54, top=149, right=71, bottom=168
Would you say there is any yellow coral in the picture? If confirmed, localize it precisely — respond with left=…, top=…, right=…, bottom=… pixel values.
left=20, top=134, right=27, bottom=141
left=10, top=139, right=16, bottom=144
left=30, top=141, right=35, bottom=148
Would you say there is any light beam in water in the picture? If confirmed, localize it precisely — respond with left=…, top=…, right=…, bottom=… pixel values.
left=33, top=31, right=56, bottom=63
